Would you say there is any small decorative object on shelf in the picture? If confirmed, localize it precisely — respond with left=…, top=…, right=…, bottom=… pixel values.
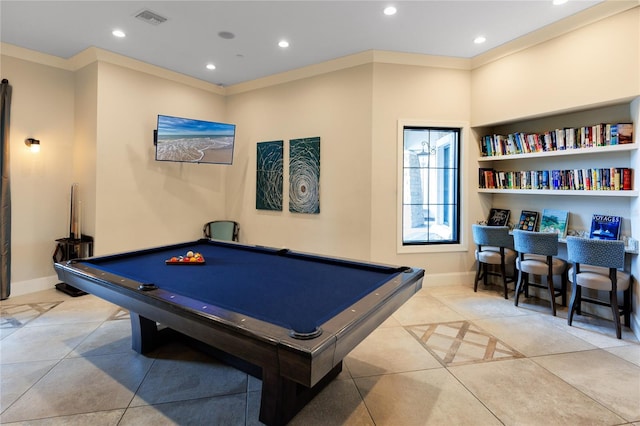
left=487, top=208, right=510, bottom=226
left=540, top=209, right=569, bottom=238
left=517, top=210, right=539, bottom=231
left=623, top=235, right=638, bottom=252
left=589, top=214, right=622, bottom=241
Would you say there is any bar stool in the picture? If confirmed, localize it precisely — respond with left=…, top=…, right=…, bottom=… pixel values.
left=566, top=236, right=632, bottom=339
left=513, top=230, right=567, bottom=316
left=472, top=224, right=516, bottom=299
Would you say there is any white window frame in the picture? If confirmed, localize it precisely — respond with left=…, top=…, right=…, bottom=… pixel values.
left=396, top=119, right=470, bottom=254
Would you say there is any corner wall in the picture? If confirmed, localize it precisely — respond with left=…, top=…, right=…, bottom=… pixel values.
left=93, top=62, right=228, bottom=254
left=225, top=64, right=375, bottom=259
left=2, top=55, right=75, bottom=295
left=471, top=7, right=640, bottom=126
left=370, top=62, right=473, bottom=278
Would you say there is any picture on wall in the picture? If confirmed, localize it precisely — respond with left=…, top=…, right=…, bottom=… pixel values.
left=289, top=137, right=320, bottom=214
left=256, top=140, right=284, bottom=211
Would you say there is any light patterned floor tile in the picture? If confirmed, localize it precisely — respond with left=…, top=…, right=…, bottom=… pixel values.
left=129, top=343, right=248, bottom=406
left=120, top=394, right=246, bottom=426
left=355, top=369, right=502, bottom=426
left=450, top=357, right=627, bottom=425
left=474, top=313, right=598, bottom=357
left=289, top=378, right=375, bottom=425
left=605, top=344, right=640, bottom=367
left=533, top=349, right=640, bottom=422
left=0, top=360, right=58, bottom=412
left=391, top=294, right=465, bottom=326
left=345, top=326, right=441, bottom=377
left=0, top=409, right=125, bottom=425
left=0, top=322, right=102, bottom=363
left=1, top=353, right=154, bottom=422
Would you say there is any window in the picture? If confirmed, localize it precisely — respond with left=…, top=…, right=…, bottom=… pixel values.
left=401, top=125, right=461, bottom=246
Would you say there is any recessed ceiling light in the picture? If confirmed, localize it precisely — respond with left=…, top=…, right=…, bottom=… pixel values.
left=206, top=64, right=216, bottom=70
left=553, top=0, right=568, bottom=5
left=383, top=6, right=397, bottom=16
left=218, top=31, right=235, bottom=40
left=474, top=36, right=486, bottom=44
left=278, top=40, right=289, bottom=48
left=112, top=29, right=126, bottom=38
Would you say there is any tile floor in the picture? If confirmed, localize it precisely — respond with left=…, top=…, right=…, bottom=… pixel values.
left=1, top=282, right=639, bottom=425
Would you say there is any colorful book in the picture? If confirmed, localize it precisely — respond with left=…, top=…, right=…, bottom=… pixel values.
left=615, top=123, right=633, bottom=145
left=589, top=214, right=622, bottom=240
left=540, top=209, right=569, bottom=238
left=487, top=208, right=510, bottom=226
left=517, top=210, right=539, bottom=231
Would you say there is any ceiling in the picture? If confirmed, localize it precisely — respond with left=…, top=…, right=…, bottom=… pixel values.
left=0, top=1, right=613, bottom=87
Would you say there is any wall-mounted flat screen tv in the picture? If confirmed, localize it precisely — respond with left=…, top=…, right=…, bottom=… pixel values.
left=155, top=114, right=235, bottom=164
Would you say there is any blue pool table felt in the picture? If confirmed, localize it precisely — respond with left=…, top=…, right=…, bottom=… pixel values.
left=86, top=243, right=403, bottom=334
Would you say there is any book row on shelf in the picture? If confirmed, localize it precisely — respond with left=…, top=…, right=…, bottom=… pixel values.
left=479, top=167, right=633, bottom=191
left=480, top=122, right=633, bottom=157
left=486, top=208, right=633, bottom=247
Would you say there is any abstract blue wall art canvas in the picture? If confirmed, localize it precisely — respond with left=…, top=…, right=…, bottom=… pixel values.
left=256, top=140, right=283, bottom=211
left=289, top=137, right=320, bottom=214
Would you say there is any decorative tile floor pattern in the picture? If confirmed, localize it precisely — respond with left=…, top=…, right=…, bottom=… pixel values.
left=108, top=307, right=130, bottom=322
left=407, top=320, right=524, bottom=366
left=0, top=301, right=63, bottom=328
left=1, top=284, right=639, bottom=425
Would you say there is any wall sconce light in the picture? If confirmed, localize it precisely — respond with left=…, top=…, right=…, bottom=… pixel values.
left=25, top=138, right=40, bottom=153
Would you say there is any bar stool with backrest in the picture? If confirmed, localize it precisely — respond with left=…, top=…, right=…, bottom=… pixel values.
left=566, top=236, right=632, bottom=339
left=472, top=224, right=517, bottom=299
left=513, top=230, right=567, bottom=316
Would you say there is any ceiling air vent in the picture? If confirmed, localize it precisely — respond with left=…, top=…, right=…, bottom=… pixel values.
left=134, top=9, right=168, bottom=25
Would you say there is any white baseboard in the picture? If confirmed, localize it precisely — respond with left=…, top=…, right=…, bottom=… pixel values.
left=7, top=275, right=58, bottom=298
left=423, top=271, right=475, bottom=287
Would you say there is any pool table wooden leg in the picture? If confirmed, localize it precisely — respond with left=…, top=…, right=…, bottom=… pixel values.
left=130, top=312, right=159, bottom=353
left=259, top=361, right=343, bottom=426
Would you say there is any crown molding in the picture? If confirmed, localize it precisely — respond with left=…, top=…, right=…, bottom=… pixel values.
left=1, top=43, right=225, bottom=96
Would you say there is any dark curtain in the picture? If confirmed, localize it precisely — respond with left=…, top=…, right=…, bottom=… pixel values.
left=1, top=79, right=12, bottom=299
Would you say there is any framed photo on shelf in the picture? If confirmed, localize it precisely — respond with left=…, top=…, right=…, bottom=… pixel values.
left=517, top=210, right=539, bottom=231
left=589, top=214, right=621, bottom=240
left=540, top=209, right=569, bottom=238
left=487, top=208, right=510, bottom=227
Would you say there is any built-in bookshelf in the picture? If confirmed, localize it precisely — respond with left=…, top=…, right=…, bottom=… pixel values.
left=477, top=121, right=637, bottom=197
left=474, top=100, right=639, bottom=249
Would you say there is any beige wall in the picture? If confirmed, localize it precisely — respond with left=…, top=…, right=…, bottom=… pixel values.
left=3, top=56, right=75, bottom=291
left=74, top=63, right=98, bottom=241
left=370, top=63, right=473, bottom=277
left=3, top=54, right=229, bottom=295
left=226, top=64, right=374, bottom=259
left=471, top=7, right=640, bottom=126
left=93, top=62, right=228, bottom=254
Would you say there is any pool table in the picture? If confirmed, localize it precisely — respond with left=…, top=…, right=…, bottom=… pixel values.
left=54, top=239, right=424, bottom=425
